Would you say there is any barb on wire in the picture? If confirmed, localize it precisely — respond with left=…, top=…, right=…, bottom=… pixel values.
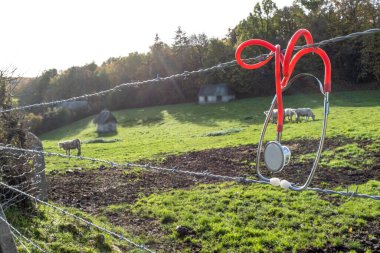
left=0, top=182, right=155, bottom=253
left=346, top=184, right=360, bottom=201
left=1, top=28, right=378, bottom=115
left=1, top=144, right=379, bottom=200
left=0, top=215, right=47, bottom=252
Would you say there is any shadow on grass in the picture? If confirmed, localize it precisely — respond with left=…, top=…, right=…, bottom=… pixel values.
left=116, top=109, right=164, bottom=127
left=97, top=131, right=118, bottom=138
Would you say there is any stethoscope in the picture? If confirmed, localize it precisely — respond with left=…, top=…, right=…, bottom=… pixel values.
left=235, top=29, right=332, bottom=190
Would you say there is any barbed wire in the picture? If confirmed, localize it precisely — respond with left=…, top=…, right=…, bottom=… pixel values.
left=0, top=28, right=379, bottom=114
left=0, top=182, right=154, bottom=253
left=0, top=215, right=47, bottom=252
left=1, top=144, right=379, bottom=200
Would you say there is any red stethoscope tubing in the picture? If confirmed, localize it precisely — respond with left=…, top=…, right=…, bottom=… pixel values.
left=235, top=29, right=331, bottom=133
left=275, top=45, right=283, bottom=132
left=234, top=39, right=276, bottom=69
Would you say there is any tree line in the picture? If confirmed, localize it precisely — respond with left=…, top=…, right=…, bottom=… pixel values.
left=17, top=0, right=380, bottom=133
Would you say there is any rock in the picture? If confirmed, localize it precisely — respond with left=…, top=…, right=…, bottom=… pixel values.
left=99, top=165, right=106, bottom=171
left=176, top=225, right=195, bottom=237
left=50, top=170, right=59, bottom=175
left=95, top=234, right=106, bottom=246
left=66, top=169, right=74, bottom=174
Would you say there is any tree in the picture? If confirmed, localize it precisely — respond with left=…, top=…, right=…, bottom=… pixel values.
left=189, top=33, right=209, bottom=67
left=359, top=34, right=380, bottom=82
left=173, top=26, right=190, bottom=49
left=297, top=0, right=325, bottom=14
left=254, top=3, right=264, bottom=33
left=149, top=34, right=175, bottom=76
left=262, top=0, right=278, bottom=34
left=19, top=69, right=57, bottom=106
left=172, top=26, right=192, bottom=72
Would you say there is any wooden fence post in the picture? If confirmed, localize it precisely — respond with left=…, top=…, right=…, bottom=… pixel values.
left=0, top=205, right=18, bottom=253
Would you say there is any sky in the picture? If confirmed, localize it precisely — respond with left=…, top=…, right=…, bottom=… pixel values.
left=1, top=0, right=293, bottom=77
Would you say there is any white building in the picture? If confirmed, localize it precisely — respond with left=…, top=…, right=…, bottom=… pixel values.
left=198, top=83, right=235, bottom=104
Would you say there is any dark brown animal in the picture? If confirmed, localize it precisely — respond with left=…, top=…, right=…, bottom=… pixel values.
left=58, top=139, right=81, bottom=156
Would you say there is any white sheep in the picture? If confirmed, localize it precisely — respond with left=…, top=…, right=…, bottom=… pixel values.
left=264, top=109, right=278, bottom=123
left=284, top=108, right=298, bottom=121
left=295, top=108, right=315, bottom=122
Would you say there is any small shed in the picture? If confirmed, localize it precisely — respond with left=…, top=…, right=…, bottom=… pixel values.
left=93, top=109, right=117, bottom=134
left=198, top=83, right=235, bottom=104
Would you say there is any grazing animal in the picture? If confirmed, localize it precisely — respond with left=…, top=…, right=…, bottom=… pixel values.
left=58, top=139, right=81, bottom=156
left=264, top=109, right=278, bottom=123
left=284, top=108, right=298, bottom=122
left=295, top=108, right=315, bottom=122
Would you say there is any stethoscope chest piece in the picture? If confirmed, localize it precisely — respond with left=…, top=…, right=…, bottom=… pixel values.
left=264, top=141, right=291, bottom=173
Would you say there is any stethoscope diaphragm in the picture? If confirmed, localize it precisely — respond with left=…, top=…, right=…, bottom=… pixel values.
left=264, top=141, right=291, bottom=173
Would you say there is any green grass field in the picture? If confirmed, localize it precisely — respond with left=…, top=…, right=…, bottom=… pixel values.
left=41, top=89, right=380, bottom=172
left=7, top=205, right=146, bottom=253
left=129, top=181, right=380, bottom=252
left=11, top=89, right=379, bottom=252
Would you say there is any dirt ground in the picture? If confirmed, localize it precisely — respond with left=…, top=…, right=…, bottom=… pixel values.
left=48, top=137, right=380, bottom=252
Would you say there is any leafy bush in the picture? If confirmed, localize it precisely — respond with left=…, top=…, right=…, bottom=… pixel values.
left=23, top=113, right=43, bottom=133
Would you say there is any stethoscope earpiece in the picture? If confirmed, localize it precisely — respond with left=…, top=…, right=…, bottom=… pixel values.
left=264, top=141, right=291, bottom=173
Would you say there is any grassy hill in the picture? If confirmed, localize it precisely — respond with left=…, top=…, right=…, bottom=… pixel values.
left=41, top=89, right=380, bottom=172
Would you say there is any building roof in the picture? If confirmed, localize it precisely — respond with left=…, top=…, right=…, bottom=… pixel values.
left=198, top=83, right=234, bottom=97
left=93, top=109, right=117, bottom=124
